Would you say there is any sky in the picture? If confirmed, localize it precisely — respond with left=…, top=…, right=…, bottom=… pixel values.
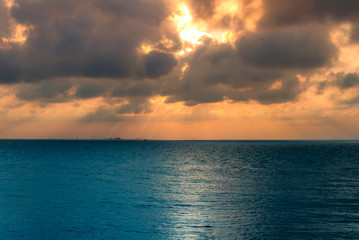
left=1, top=0, right=359, bottom=139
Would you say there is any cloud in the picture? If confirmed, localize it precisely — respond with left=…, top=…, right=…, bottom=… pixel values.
left=0, top=1, right=10, bottom=39
left=237, top=25, right=337, bottom=69
left=351, top=22, right=359, bottom=43
left=0, top=50, right=21, bottom=83
left=10, top=0, right=77, bottom=25
left=165, top=39, right=301, bottom=105
left=186, top=0, right=217, bottom=20
left=15, top=79, right=72, bottom=102
left=344, top=95, right=359, bottom=105
left=144, top=51, right=177, bottom=79
left=13, top=77, right=165, bottom=103
left=116, top=97, right=152, bottom=114
left=314, top=71, right=359, bottom=105
left=259, top=0, right=359, bottom=28
left=97, top=0, right=168, bottom=25
left=80, top=103, right=150, bottom=123
left=0, top=0, right=175, bottom=83
left=81, top=106, right=123, bottom=123
left=111, top=80, right=158, bottom=98
left=335, top=72, right=359, bottom=89
left=75, top=81, right=106, bottom=99
left=0, top=0, right=350, bottom=114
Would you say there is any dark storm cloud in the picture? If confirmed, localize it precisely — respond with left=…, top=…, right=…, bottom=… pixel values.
left=259, top=0, right=359, bottom=28
left=237, top=26, right=337, bottom=69
left=165, top=39, right=301, bottom=105
left=0, top=0, right=175, bottom=84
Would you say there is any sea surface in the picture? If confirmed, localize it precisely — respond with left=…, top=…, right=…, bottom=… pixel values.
left=1, top=140, right=359, bottom=239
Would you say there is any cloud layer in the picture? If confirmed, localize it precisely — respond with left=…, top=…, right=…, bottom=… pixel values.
left=0, top=0, right=359, bottom=133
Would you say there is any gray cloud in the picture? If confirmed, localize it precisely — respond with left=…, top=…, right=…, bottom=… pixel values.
left=80, top=104, right=150, bottom=123
left=259, top=0, right=359, bottom=28
left=316, top=81, right=327, bottom=95
left=97, top=0, right=168, bottom=25
left=335, top=72, right=359, bottom=89
left=314, top=71, right=359, bottom=97
left=165, top=39, right=301, bottom=105
left=237, top=26, right=336, bottom=69
left=11, top=0, right=77, bottom=25
left=0, top=0, right=346, bottom=112
left=81, top=106, right=123, bottom=122
left=111, top=81, right=158, bottom=98
left=116, top=97, right=152, bottom=114
left=0, top=0, right=175, bottom=83
left=0, top=50, right=21, bottom=83
left=314, top=72, right=359, bottom=104
left=16, top=79, right=72, bottom=102
left=0, top=1, right=10, bottom=39
left=144, top=51, right=177, bottom=79
left=75, top=81, right=106, bottom=99
left=351, top=23, right=359, bottom=43
left=12, top=76, right=164, bottom=104
left=344, top=95, right=359, bottom=105
left=14, top=77, right=163, bottom=103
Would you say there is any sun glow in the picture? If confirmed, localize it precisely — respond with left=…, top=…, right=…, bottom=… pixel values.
left=1, top=0, right=29, bottom=48
left=140, top=44, right=153, bottom=54
left=174, top=4, right=213, bottom=47
left=171, top=1, right=247, bottom=54
left=1, top=24, right=28, bottom=48
left=217, top=0, right=241, bottom=18
left=179, top=27, right=212, bottom=45
left=243, top=0, right=263, bottom=31
left=3, top=0, right=13, bottom=8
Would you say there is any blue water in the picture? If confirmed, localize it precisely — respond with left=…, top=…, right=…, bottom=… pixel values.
left=1, top=140, right=359, bottom=239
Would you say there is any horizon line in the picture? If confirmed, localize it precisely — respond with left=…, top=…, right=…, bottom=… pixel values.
left=1, top=138, right=359, bottom=141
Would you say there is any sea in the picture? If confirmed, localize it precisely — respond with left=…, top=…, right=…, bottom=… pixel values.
left=0, top=140, right=359, bottom=239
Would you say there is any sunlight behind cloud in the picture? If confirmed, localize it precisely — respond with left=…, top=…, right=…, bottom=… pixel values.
left=140, top=44, right=153, bottom=54
left=243, top=0, right=263, bottom=31
left=3, top=0, right=13, bottom=8
left=1, top=0, right=29, bottom=48
left=170, top=0, right=262, bottom=55
left=174, top=4, right=213, bottom=47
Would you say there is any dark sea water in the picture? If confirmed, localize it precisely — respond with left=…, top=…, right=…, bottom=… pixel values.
left=1, top=140, right=359, bottom=239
